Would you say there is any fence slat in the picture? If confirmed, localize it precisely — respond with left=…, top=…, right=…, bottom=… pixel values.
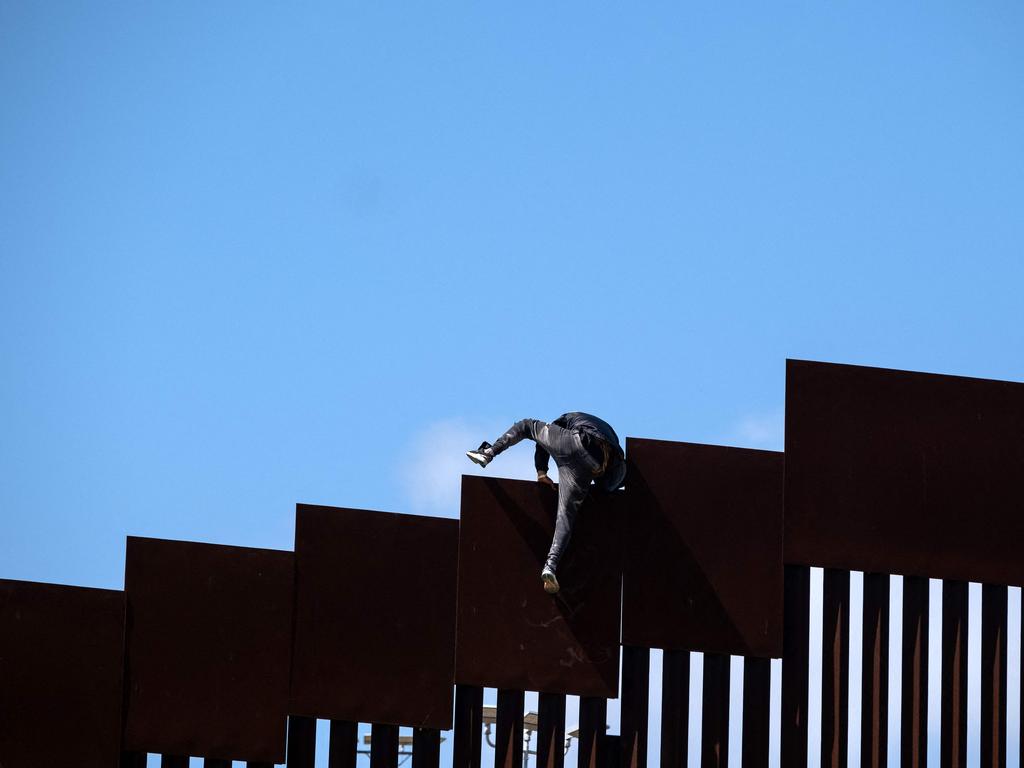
left=288, top=715, right=317, bottom=768
left=981, top=583, right=1007, bottom=768
left=821, top=569, right=850, bottom=768
left=496, top=689, right=524, bottom=768
left=621, top=646, right=650, bottom=768
left=661, top=649, right=690, bottom=768
left=370, top=724, right=399, bottom=768
left=742, top=657, right=771, bottom=768
left=203, top=760, right=230, bottom=768
left=782, top=565, right=811, bottom=768
left=861, top=573, right=889, bottom=768
left=901, top=575, right=929, bottom=768
left=329, top=720, right=358, bottom=768
left=579, top=695, right=608, bottom=768
left=940, top=580, right=968, bottom=768
left=413, top=728, right=441, bottom=768
left=538, top=692, right=567, bottom=768
left=161, top=757, right=189, bottom=768
left=701, top=653, right=731, bottom=768
left=453, top=684, right=483, bottom=768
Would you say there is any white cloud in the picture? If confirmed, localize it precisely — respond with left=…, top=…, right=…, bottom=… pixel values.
left=399, top=418, right=540, bottom=516
left=729, top=408, right=785, bottom=450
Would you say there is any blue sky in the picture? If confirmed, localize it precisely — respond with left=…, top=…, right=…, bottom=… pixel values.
left=2, top=2, right=1023, bottom=766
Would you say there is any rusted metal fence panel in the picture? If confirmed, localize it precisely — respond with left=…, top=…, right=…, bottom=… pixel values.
left=821, top=569, right=850, bottom=768
left=578, top=696, right=608, bottom=768
left=660, top=649, right=690, bottom=768
left=453, top=685, right=483, bottom=768
left=370, top=724, right=399, bottom=768
left=700, top=653, right=730, bottom=768
left=495, top=689, right=524, bottom=768
left=940, top=580, right=968, bottom=768
left=620, top=646, right=649, bottom=768
left=624, top=438, right=783, bottom=658
left=981, top=584, right=1007, bottom=768
left=781, top=565, right=811, bottom=768
left=122, top=537, right=294, bottom=763
left=741, top=658, right=771, bottom=768
left=0, top=579, right=126, bottom=768
left=901, top=575, right=929, bottom=768
left=455, top=476, right=623, bottom=697
left=290, top=504, right=458, bottom=729
left=860, top=573, right=889, bottom=768
left=538, top=692, right=566, bottom=768
left=329, top=720, right=358, bottom=768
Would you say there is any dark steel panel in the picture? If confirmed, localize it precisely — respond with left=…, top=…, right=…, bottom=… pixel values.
left=329, top=720, right=358, bottom=768
left=578, top=697, right=607, bottom=768
left=741, top=658, right=770, bottom=768
left=412, top=728, right=441, bottom=768
left=620, top=646, right=649, bottom=768
left=538, top=693, right=566, bottom=768
left=821, top=569, right=850, bottom=768
left=940, top=581, right=968, bottom=768
left=290, top=504, right=458, bottom=729
left=371, top=724, right=399, bottom=768
left=901, top=576, right=929, bottom=768
left=496, top=690, right=524, bottom=768
left=623, top=438, right=783, bottom=657
left=0, top=579, right=125, bottom=768
left=660, top=650, right=690, bottom=768
left=785, top=359, right=1024, bottom=583
left=287, top=715, right=316, bottom=768
left=981, top=584, right=1007, bottom=768
left=455, top=476, right=623, bottom=696
left=453, top=685, right=483, bottom=768
left=123, top=537, right=294, bottom=763
left=700, top=654, right=730, bottom=768
left=781, top=566, right=810, bottom=768
left=861, top=574, right=889, bottom=768
left=162, top=756, right=189, bottom=768
left=204, top=760, right=230, bottom=768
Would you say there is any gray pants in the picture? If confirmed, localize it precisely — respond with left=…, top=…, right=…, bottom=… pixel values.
left=490, top=419, right=600, bottom=572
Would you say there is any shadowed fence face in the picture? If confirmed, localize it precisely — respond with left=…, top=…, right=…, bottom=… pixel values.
left=122, top=537, right=294, bottom=764
left=0, top=579, right=125, bottom=768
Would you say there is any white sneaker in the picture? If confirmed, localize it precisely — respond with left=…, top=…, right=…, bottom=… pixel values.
left=466, top=441, right=493, bottom=468
left=541, top=566, right=560, bottom=594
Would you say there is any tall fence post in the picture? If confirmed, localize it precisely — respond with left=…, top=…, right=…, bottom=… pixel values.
left=902, top=575, right=929, bottom=768
left=782, top=565, right=811, bottom=768
left=578, top=696, right=608, bottom=768
left=940, top=580, right=968, bottom=768
left=453, top=684, right=483, bottom=768
left=538, top=692, right=567, bottom=768
left=661, top=650, right=690, bottom=768
left=701, top=653, right=730, bottom=768
left=621, top=646, right=650, bottom=768
left=495, top=689, right=524, bottom=768
left=742, top=657, right=771, bottom=768
left=981, top=583, right=1007, bottom=768
left=861, top=573, right=889, bottom=768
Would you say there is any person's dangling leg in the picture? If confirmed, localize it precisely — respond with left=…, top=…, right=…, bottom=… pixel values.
left=541, top=462, right=590, bottom=593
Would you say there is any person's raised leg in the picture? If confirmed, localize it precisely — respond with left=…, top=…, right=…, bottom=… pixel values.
left=466, top=418, right=555, bottom=467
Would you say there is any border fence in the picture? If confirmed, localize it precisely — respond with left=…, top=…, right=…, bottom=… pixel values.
left=1, top=358, right=1022, bottom=768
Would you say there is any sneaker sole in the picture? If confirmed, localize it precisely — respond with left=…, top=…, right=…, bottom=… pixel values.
left=466, top=451, right=489, bottom=467
left=542, top=573, right=560, bottom=594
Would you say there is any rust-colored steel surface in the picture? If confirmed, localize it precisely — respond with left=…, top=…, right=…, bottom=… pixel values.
left=781, top=566, right=810, bottom=768
left=455, top=476, right=623, bottom=697
left=329, top=720, right=358, bottom=768
left=981, top=584, right=1007, bottom=768
left=620, top=646, right=650, bottom=768
left=661, top=650, right=690, bottom=768
left=821, top=569, right=850, bottom=768
left=785, top=359, right=1024, bottom=583
left=162, top=757, right=189, bottom=768
left=578, top=697, right=608, bottom=768
left=495, top=690, right=525, bottom=768
left=0, top=579, right=125, bottom=768
left=287, top=715, right=316, bottom=768
left=861, top=573, right=889, bottom=768
left=701, top=654, right=730, bottom=768
left=940, top=581, right=968, bottom=768
left=538, top=693, right=567, bottom=768
left=623, top=438, right=783, bottom=657
left=453, top=685, right=483, bottom=768
left=122, top=537, right=294, bottom=763
left=371, top=724, right=399, bottom=768
left=290, top=504, right=458, bottom=729
left=741, top=658, right=770, bottom=768
left=901, top=576, right=929, bottom=768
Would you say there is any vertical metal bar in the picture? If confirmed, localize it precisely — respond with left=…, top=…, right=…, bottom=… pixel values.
left=121, top=753, right=149, bottom=768
left=578, top=695, right=608, bottom=768
left=742, top=657, right=771, bottom=768
left=782, top=565, right=811, bottom=768
left=453, top=684, right=484, bottom=768
left=621, top=645, right=650, bottom=768
left=940, top=580, right=968, bottom=768
left=901, top=575, right=929, bottom=768
left=495, top=689, right=525, bottom=768
left=701, top=653, right=731, bottom=768
left=821, top=568, right=850, bottom=768
left=247, top=763, right=274, bottom=768
left=370, top=723, right=400, bottom=768
left=329, top=720, right=358, bottom=768
left=981, top=583, right=1007, bottom=768
left=538, top=692, right=567, bottom=768
left=203, top=760, right=230, bottom=768
left=413, top=728, right=441, bottom=768
left=161, top=757, right=189, bottom=768
left=660, top=649, right=690, bottom=768
left=288, top=715, right=317, bottom=768
left=861, top=573, right=889, bottom=768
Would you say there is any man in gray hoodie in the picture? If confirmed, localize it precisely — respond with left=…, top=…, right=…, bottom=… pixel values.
left=466, top=412, right=625, bottom=594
